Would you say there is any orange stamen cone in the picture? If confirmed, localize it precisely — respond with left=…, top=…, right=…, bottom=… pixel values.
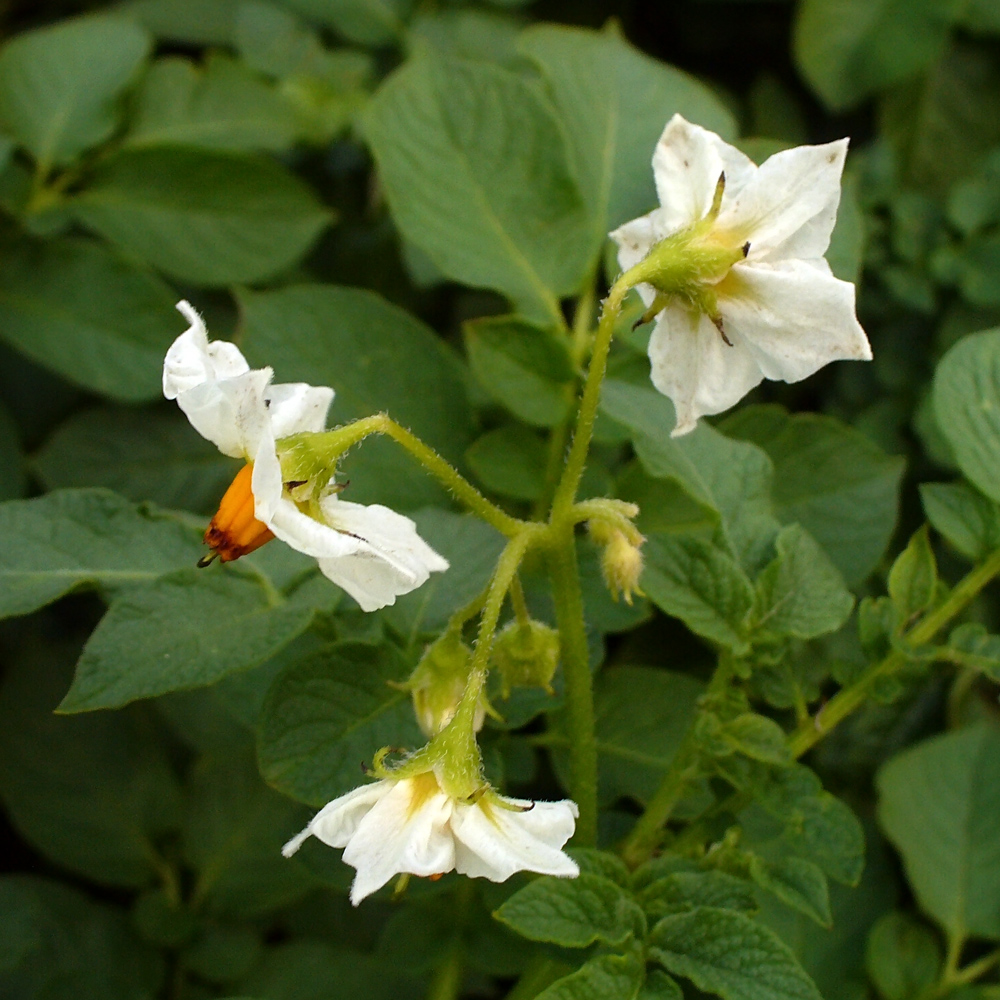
left=201, top=463, right=275, bottom=564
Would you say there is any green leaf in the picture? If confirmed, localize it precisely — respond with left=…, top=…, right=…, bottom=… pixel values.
left=0, top=488, right=203, bottom=619
left=257, top=641, right=422, bottom=806
left=59, top=566, right=326, bottom=712
left=0, top=400, right=26, bottom=501
left=934, top=327, right=1000, bottom=502
left=638, top=970, right=683, bottom=1000
left=0, top=15, right=151, bottom=168
left=0, top=643, right=181, bottom=888
left=519, top=23, right=735, bottom=257
left=466, top=425, right=547, bottom=501
left=463, top=315, right=574, bottom=428
left=920, top=481, right=1000, bottom=561
left=494, top=873, right=644, bottom=948
left=887, top=525, right=938, bottom=622
left=593, top=666, right=704, bottom=806
left=536, top=952, right=645, bottom=1000
left=566, top=847, right=631, bottom=887
left=792, top=0, right=954, bottom=110
left=749, top=856, right=832, bottom=929
left=32, top=405, right=238, bottom=514
left=642, top=534, right=755, bottom=652
left=721, top=406, right=903, bottom=586
left=71, top=147, right=330, bottom=285
left=720, top=714, right=792, bottom=766
left=877, top=722, right=1000, bottom=939
left=124, top=54, right=298, bottom=151
left=944, top=623, right=1000, bottom=680
left=753, top=524, right=854, bottom=641
left=0, top=875, right=164, bottom=999
left=649, top=906, right=823, bottom=1000
left=182, top=752, right=314, bottom=917
left=122, top=0, right=241, bottom=45
left=639, top=871, right=758, bottom=921
left=282, top=0, right=409, bottom=47
left=363, top=55, right=591, bottom=324
left=0, top=236, right=181, bottom=401
left=865, top=911, right=941, bottom=1000
left=182, top=923, right=262, bottom=983
left=238, top=284, right=473, bottom=511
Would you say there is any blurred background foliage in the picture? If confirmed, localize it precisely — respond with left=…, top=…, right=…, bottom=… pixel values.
left=2, top=1, right=1000, bottom=999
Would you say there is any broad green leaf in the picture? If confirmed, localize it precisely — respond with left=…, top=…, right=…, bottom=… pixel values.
left=71, top=147, right=330, bottom=285
left=934, top=327, right=1000, bottom=501
left=282, top=0, right=409, bottom=46
left=749, top=857, right=832, bottom=929
left=720, top=714, right=792, bottom=766
left=494, top=873, right=644, bottom=948
left=877, top=723, right=1000, bottom=939
left=364, top=55, right=590, bottom=324
left=865, top=911, right=941, bottom=1000
left=182, top=923, right=262, bottom=983
left=182, top=752, right=314, bottom=917
left=520, top=23, right=734, bottom=253
left=0, top=645, right=181, bottom=888
left=59, top=566, right=326, bottom=712
left=238, top=285, right=473, bottom=510
left=0, top=400, right=25, bottom=500
left=638, top=871, right=758, bottom=921
left=753, top=525, right=854, bottom=641
left=793, top=0, right=954, bottom=110
left=567, top=847, right=631, bottom=887
left=122, top=0, right=241, bottom=45
left=0, top=876, right=164, bottom=999
left=721, top=406, right=903, bottom=586
left=463, top=315, right=574, bottom=428
left=0, top=15, right=151, bottom=169
left=642, top=534, right=755, bottom=652
left=593, top=666, right=703, bottom=805
left=639, top=971, right=683, bottom=1000
left=536, top=953, right=645, bottom=1000
left=0, top=236, right=180, bottom=401
left=466, top=425, right=547, bottom=501
left=649, top=906, right=822, bottom=1000
left=257, top=641, right=422, bottom=805
left=124, top=54, right=298, bottom=151
left=32, top=405, right=238, bottom=514
left=921, top=481, right=1000, bottom=562
left=887, top=525, right=937, bottom=622
left=0, top=489, right=203, bottom=619
left=409, top=9, right=522, bottom=64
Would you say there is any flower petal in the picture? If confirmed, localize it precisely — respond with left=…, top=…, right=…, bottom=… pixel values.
left=647, top=305, right=764, bottom=436
left=174, top=368, right=273, bottom=459
left=652, top=114, right=757, bottom=235
left=163, top=301, right=250, bottom=399
left=266, top=498, right=368, bottom=559
left=343, top=781, right=456, bottom=905
left=282, top=781, right=390, bottom=856
left=610, top=209, right=673, bottom=307
left=721, top=259, right=871, bottom=383
left=718, top=139, right=848, bottom=262
left=451, top=796, right=579, bottom=882
left=266, top=382, right=335, bottom=439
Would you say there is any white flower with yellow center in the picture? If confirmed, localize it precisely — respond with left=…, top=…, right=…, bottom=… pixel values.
left=282, top=770, right=579, bottom=905
left=611, top=114, right=872, bottom=436
left=163, top=300, right=448, bottom=611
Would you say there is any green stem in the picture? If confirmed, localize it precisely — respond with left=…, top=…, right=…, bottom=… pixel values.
left=426, top=950, right=462, bottom=1000
left=509, top=573, right=531, bottom=627
left=547, top=524, right=598, bottom=845
left=789, top=546, right=1000, bottom=757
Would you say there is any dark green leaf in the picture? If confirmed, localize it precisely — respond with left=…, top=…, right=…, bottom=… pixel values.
left=720, top=714, right=792, bottom=766
left=749, top=856, right=832, bottom=929
left=257, top=641, right=422, bottom=805
left=282, top=0, right=408, bottom=47
left=364, top=55, right=590, bottom=323
left=639, top=871, right=758, bottom=921
left=887, top=525, right=937, bottom=622
left=72, top=147, right=330, bottom=285
left=920, top=481, right=1000, bottom=561
left=865, top=911, right=941, bottom=1000
left=0, top=400, right=26, bottom=500
left=536, top=952, right=645, bottom=1000
left=122, top=0, right=241, bottom=45
left=649, top=906, right=822, bottom=1000
left=638, top=970, right=683, bottom=1000
left=0, top=489, right=203, bottom=619
left=466, top=425, right=548, bottom=501
left=0, top=16, right=150, bottom=168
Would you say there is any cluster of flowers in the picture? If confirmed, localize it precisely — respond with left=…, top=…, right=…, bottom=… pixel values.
left=163, top=117, right=870, bottom=904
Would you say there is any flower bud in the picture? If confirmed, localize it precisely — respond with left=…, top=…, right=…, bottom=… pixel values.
left=492, top=620, right=560, bottom=699
left=405, top=632, right=482, bottom=738
left=599, top=529, right=645, bottom=605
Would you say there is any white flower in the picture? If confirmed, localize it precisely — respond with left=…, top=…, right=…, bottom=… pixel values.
left=282, top=772, right=580, bottom=905
left=611, top=114, right=872, bottom=436
left=163, top=300, right=448, bottom=611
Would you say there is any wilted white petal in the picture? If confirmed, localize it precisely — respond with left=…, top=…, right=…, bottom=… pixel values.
left=451, top=796, right=579, bottom=882
left=267, top=498, right=368, bottom=560
left=652, top=114, right=757, bottom=233
left=648, top=306, right=764, bottom=436
left=344, top=780, right=455, bottom=905
left=174, top=368, right=272, bottom=459
left=719, top=139, right=848, bottom=261
left=266, top=382, right=336, bottom=438
left=164, top=301, right=249, bottom=399
left=722, top=259, right=871, bottom=382
left=282, top=781, right=391, bottom=857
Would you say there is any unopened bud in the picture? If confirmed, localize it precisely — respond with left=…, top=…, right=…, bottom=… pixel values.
left=599, top=529, right=645, bottom=605
left=492, top=620, right=560, bottom=698
left=405, top=632, right=483, bottom=738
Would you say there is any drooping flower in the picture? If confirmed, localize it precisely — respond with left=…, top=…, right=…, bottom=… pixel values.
left=282, top=771, right=579, bottom=905
left=611, top=114, right=872, bottom=436
left=163, top=300, right=448, bottom=611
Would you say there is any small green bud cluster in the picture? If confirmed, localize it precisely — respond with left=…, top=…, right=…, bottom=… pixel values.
left=492, top=619, right=560, bottom=698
